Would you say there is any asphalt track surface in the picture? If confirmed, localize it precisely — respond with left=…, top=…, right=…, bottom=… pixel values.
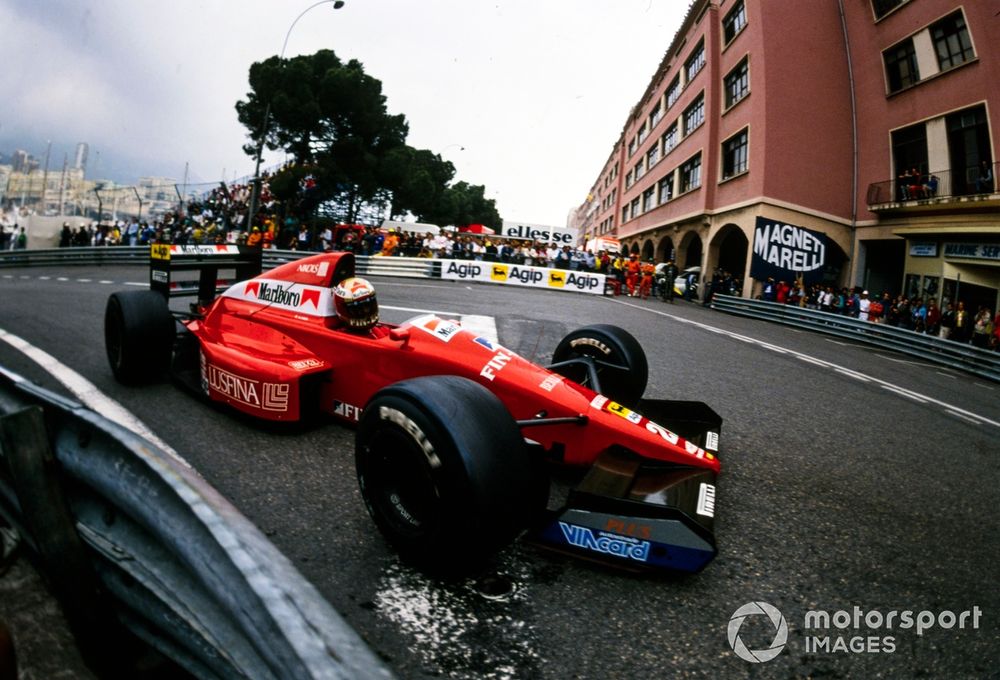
left=1, top=265, right=998, bottom=679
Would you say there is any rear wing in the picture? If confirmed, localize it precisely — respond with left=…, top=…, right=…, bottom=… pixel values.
left=150, top=244, right=262, bottom=305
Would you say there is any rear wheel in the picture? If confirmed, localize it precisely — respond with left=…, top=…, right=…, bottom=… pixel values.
left=104, top=291, right=175, bottom=385
left=550, top=324, right=648, bottom=406
left=356, top=376, right=543, bottom=574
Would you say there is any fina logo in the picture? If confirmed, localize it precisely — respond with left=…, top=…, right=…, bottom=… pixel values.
left=728, top=602, right=788, bottom=663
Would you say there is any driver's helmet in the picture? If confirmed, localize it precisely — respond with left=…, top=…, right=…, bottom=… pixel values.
left=333, top=277, right=379, bottom=330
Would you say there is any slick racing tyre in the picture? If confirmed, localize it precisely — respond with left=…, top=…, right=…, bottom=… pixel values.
left=551, top=324, right=648, bottom=407
left=356, top=375, right=542, bottom=574
left=104, top=290, right=175, bottom=385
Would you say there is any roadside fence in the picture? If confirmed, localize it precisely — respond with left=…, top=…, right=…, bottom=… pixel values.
left=711, top=294, right=1000, bottom=383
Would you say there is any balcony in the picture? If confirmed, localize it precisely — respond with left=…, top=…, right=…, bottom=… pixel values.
left=866, top=161, right=998, bottom=212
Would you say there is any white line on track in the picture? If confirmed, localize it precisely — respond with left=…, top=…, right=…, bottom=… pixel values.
left=0, top=327, right=190, bottom=468
left=874, top=353, right=939, bottom=368
left=945, top=410, right=982, bottom=425
left=835, top=368, right=871, bottom=382
left=880, top=385, right=929, bottom=404
left=611, top=298, right=1000, bottom=430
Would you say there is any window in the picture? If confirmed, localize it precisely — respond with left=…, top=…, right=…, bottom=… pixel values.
left=622, top=206, right=629, bottom=223
left=872, top=0, right=907, bottom=21
left=723, top=1, right=747, bottom=44
left=658, top=172, right=674, bottom=203
left=646, top=145, right=659, bottom=169
left=634, top=160, right=645, bottom=181
left=724, top=57, right=749, bottom=109
left=931, top=12, right=975, bottom=71
left=637, top=123, right=648, bottom=144
left=649, top=101, right=663, bottom=128
left=642, top=187, right=655, bottom=212
left=722, top=129, right=749, bottom=179
left=666, top=76, right=681, bottom=108
left=630, top=198, right=640, bottom=219
left=662, top=123, right=679, bottom=154
left=683, top=94, right=705, bottom=135
left=946, top=104, right=991, bottom=196
left=884, top=38, right=919, bottom=93
left=680, top=154, right=702, bottom=193
left=628, top=137, right=637, bottom=156
left=685, top=41, right=705, bottom=82
left=891, top=123, right=927, bottom=183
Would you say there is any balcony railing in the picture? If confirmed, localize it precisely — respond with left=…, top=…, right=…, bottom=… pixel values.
left=866, top=161, right=997, bottom=208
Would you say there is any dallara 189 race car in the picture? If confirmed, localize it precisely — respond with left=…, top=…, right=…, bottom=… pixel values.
left=105, top=245, right=723, bottom=574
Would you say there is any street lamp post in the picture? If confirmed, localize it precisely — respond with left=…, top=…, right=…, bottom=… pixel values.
left=246, top=0, right=346, bottom=231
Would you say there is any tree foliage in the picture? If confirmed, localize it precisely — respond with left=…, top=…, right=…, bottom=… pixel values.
left=236, top=50, right=501, bottom=227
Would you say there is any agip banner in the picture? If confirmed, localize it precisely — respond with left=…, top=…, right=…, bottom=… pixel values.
left=440, top=260, right=606, bottom=295
left=750, top=218, right=827, bottom=284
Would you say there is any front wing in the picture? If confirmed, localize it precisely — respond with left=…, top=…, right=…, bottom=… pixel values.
left=529, top=399, right=721, bottom=573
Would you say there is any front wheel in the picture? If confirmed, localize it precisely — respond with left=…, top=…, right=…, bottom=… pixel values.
left=550, top=324, right=648, bottom=406
left=356, top=375, right=544, bottom=574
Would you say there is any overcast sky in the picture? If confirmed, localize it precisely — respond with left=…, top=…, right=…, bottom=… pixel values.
left=0, top=0, right=688, bottom=226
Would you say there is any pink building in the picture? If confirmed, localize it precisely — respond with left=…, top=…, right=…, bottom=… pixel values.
left=573, top=0, right=999, bottom=311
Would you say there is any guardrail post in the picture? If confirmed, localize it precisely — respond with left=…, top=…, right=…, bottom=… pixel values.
left=0, top=407, right=136, bottom=678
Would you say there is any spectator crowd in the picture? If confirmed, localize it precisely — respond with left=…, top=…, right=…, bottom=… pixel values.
left=759, top=276, right=1000, bottom=351
left=5, top=171, right=998, bottom=352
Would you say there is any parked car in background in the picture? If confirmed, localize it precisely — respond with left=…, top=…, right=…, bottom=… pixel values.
left=674, top=265, right=701, bottom=298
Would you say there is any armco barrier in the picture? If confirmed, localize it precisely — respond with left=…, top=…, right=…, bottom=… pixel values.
left=0, top=246, right=440, bottom=281
left=711, top=294, right=1000, bottom=383
left=0, top=366, right=393, bottom=679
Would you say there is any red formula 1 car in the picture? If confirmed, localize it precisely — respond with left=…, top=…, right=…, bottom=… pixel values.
left=105, top=246, right=722, bottom=574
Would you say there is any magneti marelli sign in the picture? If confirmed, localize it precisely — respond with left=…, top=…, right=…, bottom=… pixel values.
left=750, top=217, right=828, bottom=284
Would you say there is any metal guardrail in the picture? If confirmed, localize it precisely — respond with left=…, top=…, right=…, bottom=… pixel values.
left=0, top=366, right=393, bottom=679
left=0, top=246, right=151, bottom=268
left=711, top=294, right=1000, bottom=383
left=0, top=246, right=441, bottom=281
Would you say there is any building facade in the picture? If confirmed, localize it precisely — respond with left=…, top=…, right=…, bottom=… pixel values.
left=572, top=0, right=998, bottom=311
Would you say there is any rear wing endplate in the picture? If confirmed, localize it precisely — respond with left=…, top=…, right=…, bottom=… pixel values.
left=149, top=244, right=262, bottom=304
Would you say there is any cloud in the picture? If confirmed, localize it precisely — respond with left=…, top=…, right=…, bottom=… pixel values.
left=1, top=0, right=686, bottom=224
